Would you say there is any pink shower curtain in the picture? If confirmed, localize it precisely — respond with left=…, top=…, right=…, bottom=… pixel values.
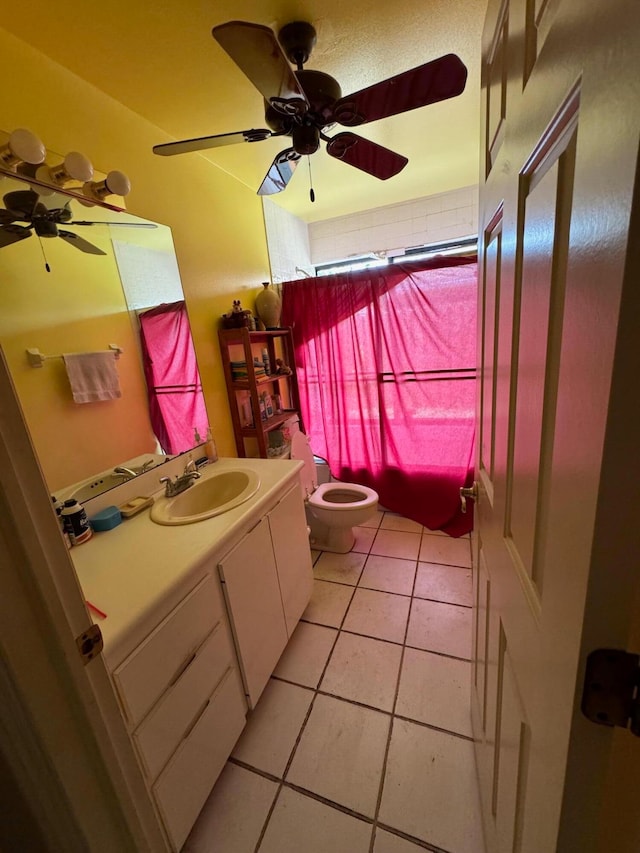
left=139, top=300, right=207, bottom=454
left=281, top=256, right=477, bottom=536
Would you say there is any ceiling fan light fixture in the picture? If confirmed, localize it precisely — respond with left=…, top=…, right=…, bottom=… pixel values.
left=0, top=128, right=46, bottom=169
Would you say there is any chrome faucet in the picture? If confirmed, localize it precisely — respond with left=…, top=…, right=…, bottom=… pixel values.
left=112, top=459, right=157, bottom=481
left=112, top=466, right=137, bottom=480
left=159, top=461, right=201, bottom=497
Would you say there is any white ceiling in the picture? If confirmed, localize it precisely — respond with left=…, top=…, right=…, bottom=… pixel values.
left=3, top=0, right=486, bottom=222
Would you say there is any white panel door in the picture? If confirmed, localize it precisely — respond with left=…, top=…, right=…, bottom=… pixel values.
left=473, top=1, right=640, bottom=851
left=218, top=518, right=288, bottom=707
left=267, top=483, right=313, bottom=636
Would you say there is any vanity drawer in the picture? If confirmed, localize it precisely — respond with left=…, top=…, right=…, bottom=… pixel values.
left=152, top=666, right=246, bottom=851
left=133, top=618, right=239, bottom=781
left=113, top=574, right=223, bottom=726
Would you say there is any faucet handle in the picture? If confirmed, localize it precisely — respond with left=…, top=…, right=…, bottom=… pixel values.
left=184, top=457, right=197, bottom=474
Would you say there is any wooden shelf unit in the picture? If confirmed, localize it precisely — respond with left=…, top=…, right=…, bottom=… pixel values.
left=218, top=327, right=304, bottom=458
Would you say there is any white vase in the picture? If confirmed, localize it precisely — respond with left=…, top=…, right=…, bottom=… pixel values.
left=255, top=282, right=282, bottom=329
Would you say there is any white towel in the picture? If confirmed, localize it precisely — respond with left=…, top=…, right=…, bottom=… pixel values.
left=63, top=352, right=122, bottom=403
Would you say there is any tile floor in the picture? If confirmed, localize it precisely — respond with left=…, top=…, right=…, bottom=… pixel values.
left=184, top=511, right=486, bottom=853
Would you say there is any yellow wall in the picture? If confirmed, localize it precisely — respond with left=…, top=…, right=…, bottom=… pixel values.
left=0, top=26, right=271, bottom=466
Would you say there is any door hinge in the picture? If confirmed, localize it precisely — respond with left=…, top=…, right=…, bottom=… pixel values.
left=581, top=648, right=640, bottom=736
left=76, top=624, right=104, bottom=665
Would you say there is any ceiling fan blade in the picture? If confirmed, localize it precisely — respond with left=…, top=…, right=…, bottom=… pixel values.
left=3, top=189, right=43, bottom=219
left=0, top=224, right=32, bottom=247
left=153, top=128, right=275, bottom=157
left=212, top=21, right=308, bottom=108
left=257, top=149, right=301, bottom=196
left=57, top=230, right=107, bottom=255
left=326, top=133, right=408, bottom=180
left=0, top=208, right=20, bottom=225
left=331, top=54, right=468, bottom=127
left=69, top=220, right=158, bottom=229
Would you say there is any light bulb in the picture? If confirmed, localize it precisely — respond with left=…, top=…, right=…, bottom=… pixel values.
left=0, top=128, right=46, bottom=168
left=36, top=151, right=94, bottom=187
left=82, top=169, right=131, bottom=202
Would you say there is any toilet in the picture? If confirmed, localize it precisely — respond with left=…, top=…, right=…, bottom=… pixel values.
left=290, top=431, right=379, bottom=553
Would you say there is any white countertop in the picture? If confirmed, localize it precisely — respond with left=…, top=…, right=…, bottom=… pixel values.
left=71, top=457, right=303, bottom=668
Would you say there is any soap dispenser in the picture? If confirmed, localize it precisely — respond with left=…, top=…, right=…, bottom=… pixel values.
left=205, top=427, right=218, bottom=462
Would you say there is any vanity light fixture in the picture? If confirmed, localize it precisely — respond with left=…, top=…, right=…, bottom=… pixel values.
left=0, top=128, right=46, bottom=169
left=35, top=151, right=94, bottom=193
left=80, top=169, right=131, bottom=204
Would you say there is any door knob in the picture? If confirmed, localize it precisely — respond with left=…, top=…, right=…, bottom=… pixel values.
left=460, top=481, right=479, bottom=514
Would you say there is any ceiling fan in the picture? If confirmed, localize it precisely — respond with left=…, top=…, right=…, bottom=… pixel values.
left=0, top=189, right=155, bottom=256
left=153, top=20, right=468, bottom=197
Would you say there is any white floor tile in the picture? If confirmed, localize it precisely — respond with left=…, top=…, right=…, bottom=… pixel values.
left=232, top=679, right=314, bottom=776
left=380, top=514, right=423, bottom=534
left=286, top=694, right=390, bottom=818
left=359, top=555, right=417, bottom=596
left=414, top=561, right=473, bottom=606
left=314, top=551, right=367, bottom=585
left=320, top=632, right=402, bottom=711
left=353, top=526, right=377, bottom=552
left=303, top=579, right=354, bottom=627
left=396, top=648, right=472, bottom=737
left=274, top=621, right=337, bottom=688
left=183, top=763, right=277, bottom=853
left=343, top=588, right=411, bottom=644
left=379, top=719, right=485, bottom=853
left=406, top=597, right=472, bottom=659
left=360, top=509, right=385, bottom=529
left=310, top=549, right=321, bottom=564
left=373, top=828, right=428, bottom=853
left=371, top=529, right=421, bottom=560
left=419, top=533, right=472, bottom=567
left=258, top=787, right=372, bottom=853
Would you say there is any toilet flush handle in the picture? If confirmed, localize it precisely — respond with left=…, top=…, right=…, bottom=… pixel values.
left=460, top=481, right=479, bottom=514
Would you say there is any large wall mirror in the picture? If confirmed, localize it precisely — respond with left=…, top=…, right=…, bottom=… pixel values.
left=0, top=141, right=208, bottom=501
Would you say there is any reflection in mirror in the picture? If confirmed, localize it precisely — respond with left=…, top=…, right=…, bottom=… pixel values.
left=0, top=154, right=208, bottom=500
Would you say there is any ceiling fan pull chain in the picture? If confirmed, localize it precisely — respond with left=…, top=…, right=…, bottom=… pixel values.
left=36, top=235, right=51, bottom=272
left=307, top=156, right=315, bottom=203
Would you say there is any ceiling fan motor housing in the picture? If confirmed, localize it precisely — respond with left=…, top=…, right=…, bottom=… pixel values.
left=264, top=69, right=342, bottom=135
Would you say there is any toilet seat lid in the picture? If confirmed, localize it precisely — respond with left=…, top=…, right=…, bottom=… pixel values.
left=290, top=431, right=317, bottom=494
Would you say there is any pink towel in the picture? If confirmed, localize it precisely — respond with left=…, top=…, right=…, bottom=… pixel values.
left=63, top=352, right=121, bottom=403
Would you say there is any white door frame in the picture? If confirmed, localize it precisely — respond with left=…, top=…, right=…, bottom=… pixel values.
left=0, top=348, right=168, bottom=851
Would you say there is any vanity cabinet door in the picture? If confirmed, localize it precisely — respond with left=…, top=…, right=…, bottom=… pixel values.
left=218, top=517, right=288, bottom=707
left=267, top=483, right=313, bottom=636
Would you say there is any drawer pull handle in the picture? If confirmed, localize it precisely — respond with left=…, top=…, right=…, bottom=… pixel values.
left=169, top=652, right=197, bottom=686
left=183, top=698, right=210, bottom=740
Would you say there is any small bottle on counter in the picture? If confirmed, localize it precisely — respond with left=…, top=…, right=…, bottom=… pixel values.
left=205, top=427, right=218, bottom=462
left=61, top=499, right=93, bottom=545
left=52, top=496, right=72, bottom=549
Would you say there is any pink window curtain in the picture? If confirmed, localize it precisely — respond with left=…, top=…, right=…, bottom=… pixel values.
left=281, top=257, right=477, bottom=536
left=138, top=300, right=207, bottom=455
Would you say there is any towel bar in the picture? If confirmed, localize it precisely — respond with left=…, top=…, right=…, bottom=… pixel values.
left=26, top=344, right=123, bottom=368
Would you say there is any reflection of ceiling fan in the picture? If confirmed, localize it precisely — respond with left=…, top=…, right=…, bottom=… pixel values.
left=0, top=189, right=155, bottom=255
left=153, top=20, right=468, bottom=197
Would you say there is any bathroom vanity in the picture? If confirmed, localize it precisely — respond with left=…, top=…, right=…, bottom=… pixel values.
left=70, top=457, right=313, bottom=851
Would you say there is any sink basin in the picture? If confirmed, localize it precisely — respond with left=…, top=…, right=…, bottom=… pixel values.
left=150, top=469, right=261, bottom=525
